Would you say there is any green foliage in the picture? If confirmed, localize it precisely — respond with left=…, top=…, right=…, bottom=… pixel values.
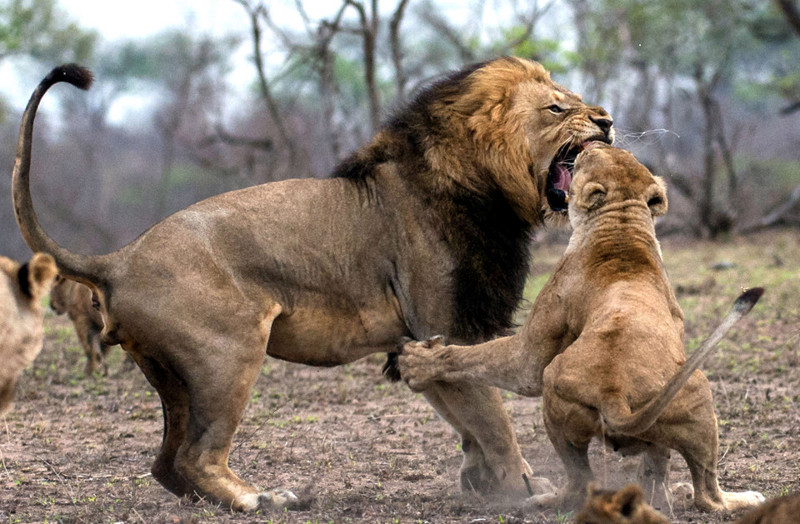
left=0, top=0, right=96, bottom=62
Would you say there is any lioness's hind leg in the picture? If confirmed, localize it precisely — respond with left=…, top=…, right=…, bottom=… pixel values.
left=673, top=407, right=764, bottom=512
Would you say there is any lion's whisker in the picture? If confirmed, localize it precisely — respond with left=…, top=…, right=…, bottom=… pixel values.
left=614, top=128, right=680, bottom=147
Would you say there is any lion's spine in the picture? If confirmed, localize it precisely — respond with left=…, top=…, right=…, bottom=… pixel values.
left=601, top=288, right=764, bottom=435
left=12, top=64, right=104, bottom=283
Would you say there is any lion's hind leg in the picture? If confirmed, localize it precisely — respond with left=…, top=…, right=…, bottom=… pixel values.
left=170, top=304, right=300, bottom=512
left=132, top=353, right=194, bottom=498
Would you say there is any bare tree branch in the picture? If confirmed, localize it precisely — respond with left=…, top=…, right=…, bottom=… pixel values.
left=390, top=0, right=411, bottom=101
left=345, top=0, right=381, bottom=133
left=420, top=8, right=477, bottom=64
left=200, top=124, right=274, bottom=150
left=233, top=0, right=297, bottom=164
left=741, top=183, right=800, bottom=232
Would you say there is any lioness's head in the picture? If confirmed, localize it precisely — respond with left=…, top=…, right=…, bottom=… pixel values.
left=0, top=253, right=57, bottom=417
left=424, top=57, right=614, bottom=225
left=568, top=143, right=667, bottom=228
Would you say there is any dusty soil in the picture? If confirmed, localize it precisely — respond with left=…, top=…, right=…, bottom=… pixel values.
left=2, top=230, right=799, bottom=523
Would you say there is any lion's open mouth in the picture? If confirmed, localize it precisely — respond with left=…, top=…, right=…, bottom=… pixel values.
left=546, top=138, right=610, bottom=211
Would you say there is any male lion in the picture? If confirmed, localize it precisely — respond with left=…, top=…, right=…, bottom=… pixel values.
left=12, top=58, right=614, bottom=511
left=397, top=145, right=765, bottom=512
left=0, top=252, right=58, bottom=417
left=50, top=276, right=114, bottom=376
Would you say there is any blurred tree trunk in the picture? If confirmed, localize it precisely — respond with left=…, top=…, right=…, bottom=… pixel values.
left=775, top=0, right=800, bottom=35
left=347, top=0, right=381, bottom=134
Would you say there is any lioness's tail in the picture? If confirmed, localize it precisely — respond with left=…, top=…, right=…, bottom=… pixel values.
left=601, top=287, right=764, bottom=436
left=12, top=64, right=106, bottom=282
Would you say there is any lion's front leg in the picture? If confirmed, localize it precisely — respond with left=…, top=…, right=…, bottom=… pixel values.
left=421, top=381, right=542, bottom=498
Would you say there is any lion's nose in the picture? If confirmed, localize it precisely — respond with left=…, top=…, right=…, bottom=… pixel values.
left=590, top=115, right=614, bottom=138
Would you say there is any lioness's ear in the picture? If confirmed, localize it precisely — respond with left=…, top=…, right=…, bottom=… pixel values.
left=576, top=181, right=606, bottom=211
left=613, top=484, right=643, bottom=518
left=646, top=178, right=668, bottom=217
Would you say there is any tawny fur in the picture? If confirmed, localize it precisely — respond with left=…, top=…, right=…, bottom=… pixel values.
left=12, top=59, right=613, bottom=510
left=398, top=145, right=764, bottom=513
left=0, top=253, right=57, bottom=416
left=50, top=277, right=114, bottom=376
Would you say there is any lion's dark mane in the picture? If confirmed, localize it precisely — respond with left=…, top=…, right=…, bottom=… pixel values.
left=333, top=63, right=532, bottom=342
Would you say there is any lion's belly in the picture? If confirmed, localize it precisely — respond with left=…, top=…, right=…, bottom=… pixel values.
left=266, top=303, right=407, bottom=366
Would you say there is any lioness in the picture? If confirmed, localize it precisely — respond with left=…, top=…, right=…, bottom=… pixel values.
left=576, top=484, right=800, bottom=524
left=397, top=145, right=764, bottom=512
left=13, top=58, right=614, bottom=511
left=0, top=252, right=58, bottom=417
left=50, top=276, right=113, bottom=375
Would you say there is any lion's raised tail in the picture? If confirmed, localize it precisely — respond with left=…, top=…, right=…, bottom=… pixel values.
left=12, top=64, right=106, bottom=283
left=601, top=287, right=764, bottom=436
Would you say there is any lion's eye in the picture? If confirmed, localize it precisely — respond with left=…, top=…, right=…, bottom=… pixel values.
left=548, top=104, right=565, bottom=114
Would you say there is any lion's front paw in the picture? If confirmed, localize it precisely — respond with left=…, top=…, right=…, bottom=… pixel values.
left=397, top=335, right=447, bottom=391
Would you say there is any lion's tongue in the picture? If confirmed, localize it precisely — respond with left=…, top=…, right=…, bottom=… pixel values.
left=553, top=162, right=572, bottom=192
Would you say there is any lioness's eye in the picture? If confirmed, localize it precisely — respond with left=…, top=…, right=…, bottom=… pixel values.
left=548, top=104, right=565, bottom=114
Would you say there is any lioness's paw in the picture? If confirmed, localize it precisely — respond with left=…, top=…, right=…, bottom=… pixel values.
left=397, top=336, right=447, bottom=391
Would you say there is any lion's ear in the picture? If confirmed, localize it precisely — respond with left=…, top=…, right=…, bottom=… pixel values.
left=18, top=253, right=57, bottom=299
left=646, top=178, right=668, bottom=217
left=575, top=181, right=606, bottom=211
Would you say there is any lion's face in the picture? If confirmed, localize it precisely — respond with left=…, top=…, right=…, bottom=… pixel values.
left=0, top=253, right=57, bottom=417
left=568, top=144, right=667, bottom=229
left=447, top=57, right=614, bottom=226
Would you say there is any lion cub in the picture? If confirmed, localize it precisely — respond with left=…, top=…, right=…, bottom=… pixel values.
left=397, top=144, right=764, bottom=513
left=0, top=252, right=57, bottom=416
left=577, top=484, right=800, bottom=524
left=50, top=276, right=114, bottom=375
left=575, top=484, right=670, bottom=524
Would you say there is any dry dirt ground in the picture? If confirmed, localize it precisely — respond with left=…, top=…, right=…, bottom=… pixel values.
left=2, top=229, right=799, bottom=524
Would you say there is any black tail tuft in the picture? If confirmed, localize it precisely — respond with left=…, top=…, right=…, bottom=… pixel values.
left=47, top=63, right=94, bottom=91
left=734, top=287, right=765, bottom=314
